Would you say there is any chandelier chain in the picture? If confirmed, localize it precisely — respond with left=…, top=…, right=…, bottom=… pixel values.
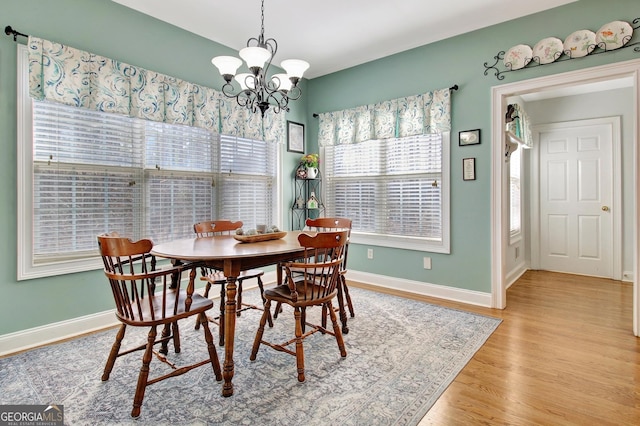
left=260, top=0, right=265, bottom=41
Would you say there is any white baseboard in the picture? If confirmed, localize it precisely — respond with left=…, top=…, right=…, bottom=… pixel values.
left=506, top=263, right=529, bottom=289
left=1, top=269, right=490, bottom=357
left=0, top=309, right=119, bottom=357
left=622, top=270, right=634, bottom=282
left=346, top=270, right=492, bottom=307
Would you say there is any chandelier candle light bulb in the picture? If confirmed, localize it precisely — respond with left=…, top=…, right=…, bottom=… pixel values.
left=210, top=0, right=309, bottom=117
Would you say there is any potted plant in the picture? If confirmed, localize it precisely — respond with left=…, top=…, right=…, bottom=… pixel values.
left=300, top=153, right=319, bottom=178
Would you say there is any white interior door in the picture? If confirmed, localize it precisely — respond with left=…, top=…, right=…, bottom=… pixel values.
left=538, top=118, right=619, bottom=278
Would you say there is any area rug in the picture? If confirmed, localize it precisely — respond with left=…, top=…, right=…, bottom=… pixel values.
left=0, top=287, right=500, bottom=425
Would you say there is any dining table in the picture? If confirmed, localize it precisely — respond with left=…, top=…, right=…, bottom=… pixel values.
left=150, top=230, right=307, bottom=397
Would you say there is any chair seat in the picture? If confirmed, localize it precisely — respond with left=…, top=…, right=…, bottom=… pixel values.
left=200, top=268, right=264, bottom=284
left=117, top=291, right=213, bottom=326
left=264, top=282, right=338, bottom=307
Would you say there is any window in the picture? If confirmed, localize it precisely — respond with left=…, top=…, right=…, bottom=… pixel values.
left=510, top=144, right=522, bottom=240
left=17, top=46, right=277, bottom=280
left=323, top=133, right=450, bottom=253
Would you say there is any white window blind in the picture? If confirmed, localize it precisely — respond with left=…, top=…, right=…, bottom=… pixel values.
left=143, top=121, right=217, bottom=244
left=32, top=100, right=145, bottom=262
left=218, top=135, right=276, bottom=228
left=324, top=133, right=449, bottom=252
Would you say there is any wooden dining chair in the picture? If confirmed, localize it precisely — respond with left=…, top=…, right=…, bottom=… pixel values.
left=304, top=217, right=354, bottom=334
left=193, top=220, right=271, bottom=346
left=250, top=230, right=348, bottom=382
left=97, top=233, right=221, bottom=418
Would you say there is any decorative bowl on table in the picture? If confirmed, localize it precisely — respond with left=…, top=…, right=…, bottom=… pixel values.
left=233, top=231, right=287, bottom=243
left=233, top=226, right=287, bottom=243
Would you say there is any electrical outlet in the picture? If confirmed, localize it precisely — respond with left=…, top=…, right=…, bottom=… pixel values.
left=423, top=257, right=431, bottom=269
left=367, top=248, right=374, bottom=259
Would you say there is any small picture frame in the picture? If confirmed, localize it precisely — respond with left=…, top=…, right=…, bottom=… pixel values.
left=463, top=158, right=476, bottom=181
left=287, top=121, right=305, bottom=153
left=459, top=129, right=481, bottom=146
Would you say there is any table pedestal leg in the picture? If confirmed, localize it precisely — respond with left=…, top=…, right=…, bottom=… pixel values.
left=222, top=275, right=237, bottom=397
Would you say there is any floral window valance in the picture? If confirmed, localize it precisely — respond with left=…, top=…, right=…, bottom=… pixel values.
left=27, top=37, right=284, bottom=142
left=317, top=88, right=451, bottom=146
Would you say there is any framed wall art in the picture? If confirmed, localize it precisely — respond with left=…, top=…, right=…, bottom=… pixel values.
left=463, top=157, right=476, bottom=181
left=287, top=121, right=305, bottom=153
left=459, top=129, right=481, bottom=146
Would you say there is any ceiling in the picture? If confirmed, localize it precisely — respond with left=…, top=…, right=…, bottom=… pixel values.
left=112, top=0, right=577, bottom=79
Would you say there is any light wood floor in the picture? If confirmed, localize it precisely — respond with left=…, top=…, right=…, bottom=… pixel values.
left=352, top=270, right=640, bottom=425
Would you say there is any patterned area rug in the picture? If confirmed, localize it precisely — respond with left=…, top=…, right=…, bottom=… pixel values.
left=0, top=287, right=500, bottom=425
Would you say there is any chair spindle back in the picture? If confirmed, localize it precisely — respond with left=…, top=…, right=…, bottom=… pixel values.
left=98, top=234, right=183, bottom=324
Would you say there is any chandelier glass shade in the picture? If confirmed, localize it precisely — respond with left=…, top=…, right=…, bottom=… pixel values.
left=211, top=0, right=309, bottom=117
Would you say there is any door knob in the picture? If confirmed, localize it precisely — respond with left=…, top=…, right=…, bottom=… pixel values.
left=602, top=206, right=610, bottom=212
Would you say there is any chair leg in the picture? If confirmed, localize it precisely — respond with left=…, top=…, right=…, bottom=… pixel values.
left=195, top=282, right=212, bottom=331
left=131, top=325, right=157, bottom=418
left=236, top=280, right=244, bottom=317
left=321, top=305, right=328, bottom=329
left=250, top=300, right=272, bottom=361
left=218, top=284, right=226, bottom=346
left=102, top=324, right=126, bottom=381
left=273, top=301, right=283, bottom=319
left=199, top=312, right=222, bottom=381
left=256, top=276, right=273, bottom=327
left=327, top=301, right=347, bottom=358
left=342, top=276, right=355, bottom=318
left=160, top=323, right=171, bottom=355
left=171, top=321, right=181, bottom=353
left=337, top=277, right=349, bottom=334
left=322, top=277, right=349, bottom=334
left=294, top=307, right=306, bottom=382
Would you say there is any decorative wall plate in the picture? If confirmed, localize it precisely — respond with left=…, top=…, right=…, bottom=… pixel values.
left=596, top=20, right=633, bottom=50
left=533, top=37, right=564, bottom=64
left=503, top=44, right=533, bottom=70
left=563, top=30, right=597, bottom=58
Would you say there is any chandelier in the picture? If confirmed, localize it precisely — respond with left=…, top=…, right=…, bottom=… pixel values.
left=211, top=0, right=309, bottom=117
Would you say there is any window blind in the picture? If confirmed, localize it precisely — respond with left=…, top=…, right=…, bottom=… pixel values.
left=33, top=100, right=145, bottom=262
left=31, top=100, right=276, bottom=265
left=324, top=134, right=443, bottom=241
left=218, top=136, right=276, bottom=228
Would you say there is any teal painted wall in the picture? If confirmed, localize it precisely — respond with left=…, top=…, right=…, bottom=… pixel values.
left=0, top=0, right=638, bottom=336
left=306, top=0, right=639, bottom=292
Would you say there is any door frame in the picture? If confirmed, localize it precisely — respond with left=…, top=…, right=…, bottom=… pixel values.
left=531, top=117, right=622, bottom=279
left=490, top=58, right=640, bottom=336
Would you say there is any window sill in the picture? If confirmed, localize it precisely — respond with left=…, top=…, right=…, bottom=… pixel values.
left=351, top=232, right=450, bottom=254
